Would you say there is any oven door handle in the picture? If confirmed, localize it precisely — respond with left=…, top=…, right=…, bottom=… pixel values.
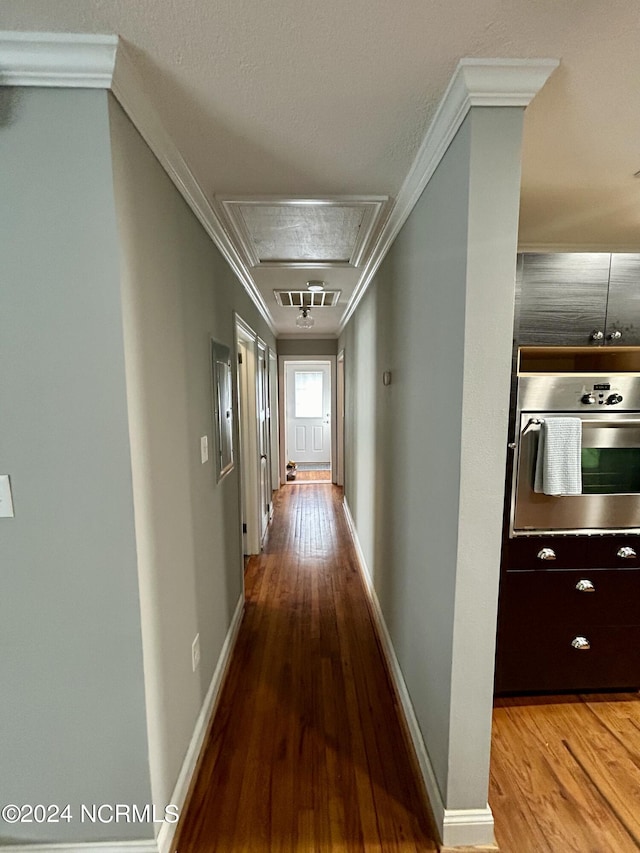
left=522, top=417, right=544, bottom=436
left=512, top=415, right=640, bottom=450
left=521, top=416, right=640, bottom=436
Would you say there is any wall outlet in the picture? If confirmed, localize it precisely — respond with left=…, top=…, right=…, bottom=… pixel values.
left=200, top=435, right=209, bottom=464
left=191, top=633, right=201, bottom=672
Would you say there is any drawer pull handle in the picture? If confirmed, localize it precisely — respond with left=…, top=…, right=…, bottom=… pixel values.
left=537, top=547, right=556, bottom=561
left=617, top=546, right=637, bottom=559
left=575, top=579, right=595, bottom=593
left=571, top=636, right=591, bottom=651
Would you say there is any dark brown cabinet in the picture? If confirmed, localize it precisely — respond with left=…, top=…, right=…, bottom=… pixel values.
left=495, top=537, right=640, bottom=694
left=516, top=253, right=640, bottom=347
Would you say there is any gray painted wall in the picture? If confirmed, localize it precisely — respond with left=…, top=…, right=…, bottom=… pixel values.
left=339, top=107, right=523, bottom=818
left=108, top=96, right=276, bottom=812
left=0, top=89, right=152, bottom=843
left=277, top=338, right=338, bottom=356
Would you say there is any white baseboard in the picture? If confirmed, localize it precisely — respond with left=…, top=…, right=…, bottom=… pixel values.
left=0, top=842, right=156, bottom=852
left=0, top=597, right=245, bottom=853
left=156, top=595, right=245, bottom=853
left=342, top=499, right=495, bottom=849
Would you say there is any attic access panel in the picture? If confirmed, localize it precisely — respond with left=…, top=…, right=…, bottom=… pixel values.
left=217, top=197, right=388, bottom=269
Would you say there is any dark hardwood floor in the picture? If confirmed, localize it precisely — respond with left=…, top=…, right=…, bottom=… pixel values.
left=173, top=483, right=438, bottom=852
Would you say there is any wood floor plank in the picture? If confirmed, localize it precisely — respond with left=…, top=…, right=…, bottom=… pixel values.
left=491, top=693, right=640, bottom=853
left=172, top=484, right=437, bottom=853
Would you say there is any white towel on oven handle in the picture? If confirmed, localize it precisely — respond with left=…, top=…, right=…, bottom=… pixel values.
left=534, top=417, right=582, bottom=496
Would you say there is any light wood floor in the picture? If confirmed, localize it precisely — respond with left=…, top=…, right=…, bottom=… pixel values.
left=491, top=692, right=640, bottom=852
left=286, top=469, right=332, bottom=482
left=174, top=483, right=438, bottom=852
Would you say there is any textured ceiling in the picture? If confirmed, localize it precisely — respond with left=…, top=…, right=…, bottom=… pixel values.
left=3, top=0, right=639, bottom=334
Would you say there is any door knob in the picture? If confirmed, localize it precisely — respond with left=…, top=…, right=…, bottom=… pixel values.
left=590, top=329, right=604, bottom=341
left=617, top=546, right=637, bottom=559
left=537, top=547, right=556, bottom=561
left=571, top=636, right=591, bottom=651
left=575, top=579, right=595, bottom=593
left=607, top=330, right=623, bottom=341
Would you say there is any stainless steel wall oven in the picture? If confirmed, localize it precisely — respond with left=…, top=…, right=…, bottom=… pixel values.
left=510, top=373, right=640, bottom=536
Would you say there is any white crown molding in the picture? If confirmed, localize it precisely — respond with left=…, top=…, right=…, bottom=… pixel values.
left=0, top=31, right=276, bottom=335
left=0, top=31, right=118, bottom=87
left=110, top=43, right=276, bottom=335
left=0, top=38, right=560, bottom=338
left=338, top=57, right=560, bottom=334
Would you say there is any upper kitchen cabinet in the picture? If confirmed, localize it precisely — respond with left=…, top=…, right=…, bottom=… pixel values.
left=603, top=254, right=640, bottom=346
left=517, top=253, right=611, bottom=346
left=517, top=253, right=640, bottom=347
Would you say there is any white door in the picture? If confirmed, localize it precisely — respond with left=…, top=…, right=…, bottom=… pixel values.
left=256, top=343, right=270, bottom=539
left=237, top=337, right=260, bottom=555
left=269, top=351, right=280, bottom=489
left=285, top=362, right=331, bottom=464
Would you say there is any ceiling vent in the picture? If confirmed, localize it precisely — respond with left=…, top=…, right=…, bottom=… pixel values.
left=274, top=290, right=341, bottom=308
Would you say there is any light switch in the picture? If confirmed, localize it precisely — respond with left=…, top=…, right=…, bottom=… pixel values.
left=0, top=475, right=15, bottom=518
left=200, top=435, right=209, bottom=464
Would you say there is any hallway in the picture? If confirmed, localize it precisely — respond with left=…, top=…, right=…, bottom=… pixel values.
left=173, top=484, right=438, bottom=852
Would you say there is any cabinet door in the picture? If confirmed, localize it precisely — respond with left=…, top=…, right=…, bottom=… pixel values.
left=518, top=253, right=610, bottom=346
left=604, top=254, right=640, bottom=346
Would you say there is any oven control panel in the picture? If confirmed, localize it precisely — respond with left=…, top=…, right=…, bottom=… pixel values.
left=582, top=383, right=624, bottom=406
left=517, top=374, right=638, bottom=412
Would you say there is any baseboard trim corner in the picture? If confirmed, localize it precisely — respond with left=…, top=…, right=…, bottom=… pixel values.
left=156, top=595, right=245, bottom=853
left=342, top=498, right=495, bottom=849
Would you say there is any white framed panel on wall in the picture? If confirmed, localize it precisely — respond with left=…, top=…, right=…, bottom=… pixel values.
left=211, top=339, right=234, bottom=481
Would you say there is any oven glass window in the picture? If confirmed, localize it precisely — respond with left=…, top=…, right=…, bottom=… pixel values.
left=581, top=448, right=640, bottom=494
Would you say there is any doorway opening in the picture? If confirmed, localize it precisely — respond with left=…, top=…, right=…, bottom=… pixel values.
left=282, top=359, right=333, bottom=484
left=235, top=315, right=277, bottom=565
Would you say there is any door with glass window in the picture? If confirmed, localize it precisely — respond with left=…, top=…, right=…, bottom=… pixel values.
left=285, top=362, right=331, bottom=464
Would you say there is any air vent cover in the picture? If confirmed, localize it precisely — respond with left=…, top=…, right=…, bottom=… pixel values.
left=274, top=290, right=341, bottom=308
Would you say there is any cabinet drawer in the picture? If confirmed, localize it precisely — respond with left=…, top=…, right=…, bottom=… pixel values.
left=495, top=624, right=640, bottom=694
left=583, top=537, right=640, bottom=569
left=499, top=568, right=640, bottom=627
left=505, top=537, right=587, bottom=569
left=505, top=536, right=640, bottom=570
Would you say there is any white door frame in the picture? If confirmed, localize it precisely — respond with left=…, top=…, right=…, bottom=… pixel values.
left=278, top=355, right=337, bottom=484
left=337, top=349, right=345, bottom=488
left=269, top=349, right=280, bottom=492
left=235, top=314, right=261, bottom=556
left=256, top=337, right=271, bottom=540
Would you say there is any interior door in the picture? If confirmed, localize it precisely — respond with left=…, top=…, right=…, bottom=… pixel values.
left=285, top=362, right=331, bottom=464
left=257, top=343, right=270, bottom=539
